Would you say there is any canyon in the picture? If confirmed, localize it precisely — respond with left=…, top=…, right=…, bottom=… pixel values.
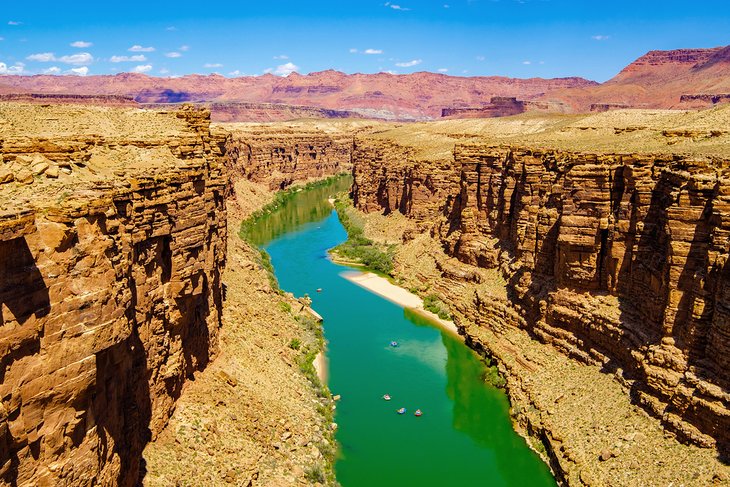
left=2, top=99, right=730, bottom=486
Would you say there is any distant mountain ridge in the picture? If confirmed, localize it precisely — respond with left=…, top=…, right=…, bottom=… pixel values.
left=0, top=70, right=594, bottom=120
left=542, top=45, right=730, bottom=111
left=0, top=45, right=728, bottom=119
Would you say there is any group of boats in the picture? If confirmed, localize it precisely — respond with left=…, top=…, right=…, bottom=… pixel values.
left=384, top=340, right=423, bottom=417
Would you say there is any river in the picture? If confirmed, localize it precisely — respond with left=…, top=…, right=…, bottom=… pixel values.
left=243, top=176, right=555, bottom=486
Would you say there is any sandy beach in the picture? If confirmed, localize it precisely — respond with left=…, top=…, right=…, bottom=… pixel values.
left=341, top=271, right=462, bottom=338
left=314, top=351, right=328, bottom=384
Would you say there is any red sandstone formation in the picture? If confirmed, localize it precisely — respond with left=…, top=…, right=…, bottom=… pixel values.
left=0, top=105, right=227, bottom=485
left=351, top=137, right=730, bottom=458
left=0, top=71, right=595, bottom=120
left=224, top=125, right=355, bottom=190
left=543, top=46, right=730, bottom=111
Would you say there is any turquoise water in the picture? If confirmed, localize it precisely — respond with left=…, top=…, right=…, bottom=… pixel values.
left=251, top=180, right=556, bottom=486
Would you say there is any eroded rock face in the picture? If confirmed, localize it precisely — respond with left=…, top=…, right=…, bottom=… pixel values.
left=0, top=105, right=226, bottom=485
left=352, top=141, right=730, bottom=456
left=225, top=127, right=354, bottom=190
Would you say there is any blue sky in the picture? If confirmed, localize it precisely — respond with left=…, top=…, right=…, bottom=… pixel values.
left=0, top=1, right=728, bottom=82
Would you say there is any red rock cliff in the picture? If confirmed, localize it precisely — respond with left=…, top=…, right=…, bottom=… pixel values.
left=0, top=105, right=227, bottom=485
left=225, top=125, right=355, bottom=190
left=352, top=139, right=730, bottom=456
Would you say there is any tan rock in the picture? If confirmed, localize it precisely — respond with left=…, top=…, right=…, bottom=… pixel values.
left=45, top=165, right=59, bottom=178
left=14, top=168, right=34, bottom=184
left=0, top=167, right=13, bottom=184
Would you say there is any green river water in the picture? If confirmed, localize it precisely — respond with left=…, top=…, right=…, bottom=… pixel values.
left=244, top=176, right=556, bottom=486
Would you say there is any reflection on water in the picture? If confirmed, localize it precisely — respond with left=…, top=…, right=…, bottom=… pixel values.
left=241, top=174, right=353, bottom=246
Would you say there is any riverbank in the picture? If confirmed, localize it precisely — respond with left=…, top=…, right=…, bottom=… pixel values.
left=143, top=178, right=339, bottom=486
left=342, top=271, right=461, bottom=338
left=351, top=211, right=730, bottom=486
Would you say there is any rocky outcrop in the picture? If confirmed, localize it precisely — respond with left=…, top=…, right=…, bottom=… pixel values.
left=0, top=105, right=226, bottom=485
left=143, top=102, right=363, bottom=123
left=225, top=126, right=354, bottom=190
left=0, top=93, right=137, bottom=106
left=680, top=93, right=730, bottom=108
left=351, top=140, right=730, bottom=457
left=441, top=97, right=526, bottom=119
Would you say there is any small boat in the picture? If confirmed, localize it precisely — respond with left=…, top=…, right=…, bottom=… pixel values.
left=390, top=341, right=399, bottom=347
left=414, top=409, right=423, bottom=417
left=316, top=288, right=322, bottom=293
left=397, top=407, right=406, bottom=415
left=383, top=394, right=391, bottom=401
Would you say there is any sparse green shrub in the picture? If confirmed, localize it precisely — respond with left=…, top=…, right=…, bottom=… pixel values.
left=289, top=338, right=301, bottom=350
left=482, top=364, right=507, bottom=389
left=279, top=301, right=292, bottom=314
left=304, top=465, right=325, bottom=483
left=423, top=294, right=452, bottom=320
left=330, top=196, right=394, bottom=275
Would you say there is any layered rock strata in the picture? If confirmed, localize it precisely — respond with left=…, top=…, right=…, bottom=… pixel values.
left=224, top=125, right=355, bottom=190
left=0, top=104, right=226, bottom=485
left=351, top=138, right=730, bottom=458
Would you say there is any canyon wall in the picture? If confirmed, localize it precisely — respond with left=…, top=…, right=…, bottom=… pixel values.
left=0, top=105, right=227, bottom=485
left=225, top=125, right=355, bottom=190
left=351, top=139, right=730, bottom=457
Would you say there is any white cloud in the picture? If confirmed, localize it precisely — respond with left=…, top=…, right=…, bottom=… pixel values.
left=166, top=26, right=177, bottom=31
left=204, top=63, right=223, bottom=68
left=58, top=52, right=93, bottom=65
left=7, top=21, right=22, bottom=26
left=443, top=4, right=450, bottom=7
left=437, top=68, right=448, bottom=73
left=264, top=62, right=299, bottom=76
left=129, top=45, right=155, bottom=52
left=229, top=70, right=242, bottom=76
left=384, top=2, right=411, bottom=10
left=43, top=66, right=61, bottom=74
left=522, top=60, right=532, bottom=65
left=26, top=52, right=93, bottom=67
left=68, top=66, right=89, bottom=76
left=165, top=52, right=182, bottom=58
left=592, top=35, right=610, bottom=41
left=159, top=68, right=170, bottom=74
left=395, top=59, right=422, bottom=67
left=0, top=62, right=25, bottom=74
left=179, top=45, right=190, bottom=51
left=349, top=48, right=358, bottom=53
left=132, top=64, right=153, bottom=73
left=273, top=54, right=289, bottom=60
left=364, top=49, right=383, bottom=55
left=383, top=70, right=398, bottom=75
left=26, top=52, right=55, bottom=62
left=476, top=55, right=485, bottom=61
left=110, top=54, right=147, bottom=62
left=70, top=40, right=92, bottom=48
left=0, top=37, right=4, bottom=41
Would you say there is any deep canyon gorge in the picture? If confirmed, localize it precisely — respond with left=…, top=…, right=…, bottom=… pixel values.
left=1, top=101, right=730, bottom=486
